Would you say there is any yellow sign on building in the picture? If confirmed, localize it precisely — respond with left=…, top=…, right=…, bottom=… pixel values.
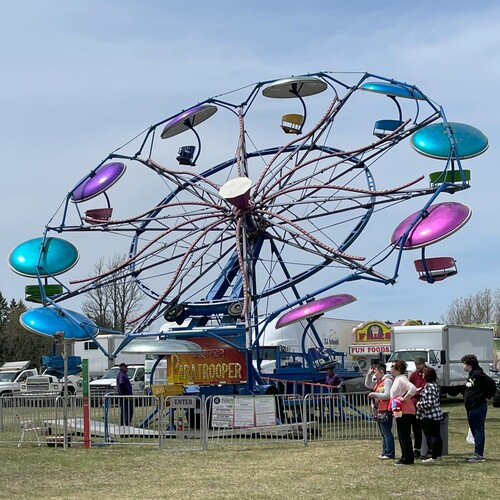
left=353, top=320, right=391, bottom=343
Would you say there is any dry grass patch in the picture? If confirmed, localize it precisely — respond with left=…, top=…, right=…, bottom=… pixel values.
left=1, top=399, right=499, bottom=499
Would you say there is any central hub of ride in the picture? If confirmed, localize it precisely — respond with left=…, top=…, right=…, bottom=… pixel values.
left=219, top=176, right=253, bottom=211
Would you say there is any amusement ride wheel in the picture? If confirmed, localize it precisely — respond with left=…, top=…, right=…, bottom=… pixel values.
left=9, top=72, right=487, bottom=358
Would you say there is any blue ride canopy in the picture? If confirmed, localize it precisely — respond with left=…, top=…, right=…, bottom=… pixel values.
left=20, top=307, right=98, bottom=340
left=359, top=81, right=424, bottom=99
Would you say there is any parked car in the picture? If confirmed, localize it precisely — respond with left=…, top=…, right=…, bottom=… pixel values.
left=338, top=360, right=367, bottom=393
left=20, top=355, right=83, bottom=396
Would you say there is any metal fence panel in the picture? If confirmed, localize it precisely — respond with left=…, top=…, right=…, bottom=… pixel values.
left=88, top=394, right=161, bottom=447
left=0, top=395, right=62, bottom=447
left=303, top=391, right=378, bottom=444
left=0, top=391, right=379, bottom=450
left=159, top=395, right=205, bottom=451
left=205, top=394, right=306, bottom=448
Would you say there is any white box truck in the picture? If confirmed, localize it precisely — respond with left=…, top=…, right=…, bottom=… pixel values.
left=74, top=334, right=145, bottom=379
left=259, top=316, right=363, bottom=359
left=387, top=325, right=494, bottom=396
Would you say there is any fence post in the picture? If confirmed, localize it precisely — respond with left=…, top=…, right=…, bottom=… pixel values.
left=103, top=396, right=110, bottom=444
left=82, top=359, right=90, bottom=449
left=158, top=396, right=164, bottom=451
left=201, top=395, right=208, bottom=450
left=303, top=396, right=308, bottom=448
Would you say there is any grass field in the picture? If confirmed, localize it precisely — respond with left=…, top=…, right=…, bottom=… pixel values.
left=1, top=398, right=499, bottom=499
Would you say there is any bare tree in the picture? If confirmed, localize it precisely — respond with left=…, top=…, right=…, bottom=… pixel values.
left=442, top=287, right=500, bottom=325
left=81, top=254, right=143, bottom=333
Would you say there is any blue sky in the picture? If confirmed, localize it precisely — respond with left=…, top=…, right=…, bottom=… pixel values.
left=2, top=0, right=500, bottom=325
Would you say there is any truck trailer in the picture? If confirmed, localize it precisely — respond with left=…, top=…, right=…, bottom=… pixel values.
left=387, top=324, right=494, bottom=396
left=73, top=334, right=145, bottom=379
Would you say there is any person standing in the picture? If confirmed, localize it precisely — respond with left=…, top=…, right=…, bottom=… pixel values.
left=116, top=363, right=134, bottom=426
left=365, top=363, right=395, bottom=460
left=390, top=359, right=417, bottom=466
left=416, top=367, right=443, bottom=463
left=325, top=366, right=342, bottom=390
left=325, top=366, right=344, bottom=419
left=409, top=356, right=427, bottom=458
left=461, top=354, right=495, bottom=462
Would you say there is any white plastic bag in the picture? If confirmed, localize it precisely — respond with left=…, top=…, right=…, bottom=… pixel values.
left=466, top=427, right=475, bottom=445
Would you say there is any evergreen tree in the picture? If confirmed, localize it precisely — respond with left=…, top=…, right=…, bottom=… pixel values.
left=0, top=292, right=8, bottom=325
left=0, top=298, right=53, bottom=368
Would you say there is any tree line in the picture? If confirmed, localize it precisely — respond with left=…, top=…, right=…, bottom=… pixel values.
left=441, top=288, right=500, bottom=326
left=0, top=293, right=53, bottom=368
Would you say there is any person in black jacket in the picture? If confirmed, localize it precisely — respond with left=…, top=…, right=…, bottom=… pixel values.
left=461, top=354, right=491, bottom=462
left=116, top=363, right=134, bottom=426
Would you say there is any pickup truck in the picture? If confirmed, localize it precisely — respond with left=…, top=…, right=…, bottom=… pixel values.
left=0, top=361, right=38, bottom=397
left=19, top=355, right=83, bottom=396
left=20, top=369, right=83, bottom=396
left=89, top=365, right=146, bottom=400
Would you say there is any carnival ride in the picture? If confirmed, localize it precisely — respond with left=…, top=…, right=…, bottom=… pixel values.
left=9, top=71, right=488, bottom=394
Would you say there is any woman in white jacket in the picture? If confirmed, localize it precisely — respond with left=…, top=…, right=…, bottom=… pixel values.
left=390, top=359, right=417, bottom=466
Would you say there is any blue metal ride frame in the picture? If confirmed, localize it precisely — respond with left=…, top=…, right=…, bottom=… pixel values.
left=35, top=71, right=472, bottom=387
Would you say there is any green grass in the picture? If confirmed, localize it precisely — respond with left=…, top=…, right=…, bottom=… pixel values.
left=1, top=399, right=499, bottom=499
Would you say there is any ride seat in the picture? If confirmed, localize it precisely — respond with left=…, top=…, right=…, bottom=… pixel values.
left=281, top=114, right=304, bottom=134
left=414, top=257, right=458, bottom=282
left=373, top=119, right=404, bottom=138
left=83, top=208, right=113, bottom=224
left=429, top=170, right=470, bottom=187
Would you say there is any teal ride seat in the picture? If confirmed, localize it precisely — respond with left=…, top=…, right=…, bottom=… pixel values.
left=373, top=119, right=404, bottom=139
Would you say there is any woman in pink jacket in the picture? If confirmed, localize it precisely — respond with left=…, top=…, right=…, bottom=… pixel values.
left=390, top=359, right=417, bottom=466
